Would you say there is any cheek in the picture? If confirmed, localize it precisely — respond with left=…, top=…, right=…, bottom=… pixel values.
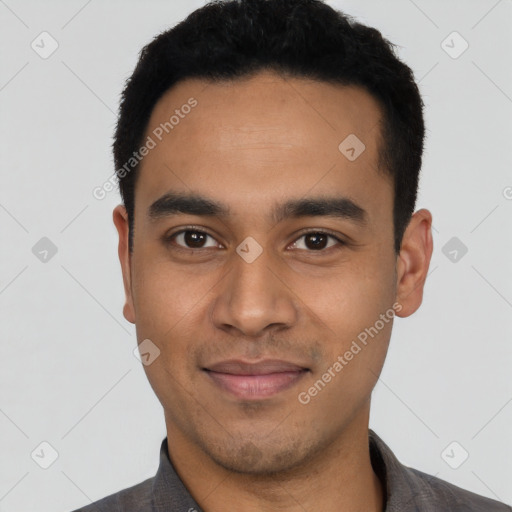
left=131, top=255, right=217, bottom=336
left=293, top=255, right=396, bottom=341
left=130, top=260, right=210, bottom=407
left=295, top=272, right=394, bottom=425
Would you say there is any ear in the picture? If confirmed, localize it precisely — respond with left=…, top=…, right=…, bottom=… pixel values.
left=113, top=204, right=136, bottom=324
left=395, top=208, right=434, bottom=318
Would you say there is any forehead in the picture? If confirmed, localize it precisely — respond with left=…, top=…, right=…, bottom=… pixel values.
left=135, top=70, right=392, bottom=224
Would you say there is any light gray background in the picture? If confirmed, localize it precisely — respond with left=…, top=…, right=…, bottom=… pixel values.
left=1, top=0, right=511, bottom=510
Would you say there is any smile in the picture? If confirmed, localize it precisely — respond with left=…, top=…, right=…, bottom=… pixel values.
left=203, top=359, right=310, bottom=400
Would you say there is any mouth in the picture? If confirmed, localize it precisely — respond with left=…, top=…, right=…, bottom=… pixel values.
left=202, top=359, right=310, bottom=400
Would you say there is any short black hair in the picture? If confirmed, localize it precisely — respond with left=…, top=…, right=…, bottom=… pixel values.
left=113, top=0, right=425, bottom=254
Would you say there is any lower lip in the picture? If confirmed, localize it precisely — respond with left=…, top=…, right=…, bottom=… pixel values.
left=205, top=370, right=307, bottom=400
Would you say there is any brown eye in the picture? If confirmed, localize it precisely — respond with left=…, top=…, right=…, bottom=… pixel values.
left=169, top=230, right=219, bottom=249
left=290, top=231, right=344, bottom=252
left=304, top=233, right=328, bottom=250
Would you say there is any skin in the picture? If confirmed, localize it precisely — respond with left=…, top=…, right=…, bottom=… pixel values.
left=113, top=70, right=433, bottom=512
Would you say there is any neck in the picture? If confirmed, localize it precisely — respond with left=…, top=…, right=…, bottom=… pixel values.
left=165, top=407, right=384, bottom=512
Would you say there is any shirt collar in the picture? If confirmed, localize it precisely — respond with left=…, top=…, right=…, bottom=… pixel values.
left=151, top=437, right=203, bottom=511
left=369, top=429, right=439, bottom=512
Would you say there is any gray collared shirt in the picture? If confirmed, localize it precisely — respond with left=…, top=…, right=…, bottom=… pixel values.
left=71, top=430, right=511, bottom=511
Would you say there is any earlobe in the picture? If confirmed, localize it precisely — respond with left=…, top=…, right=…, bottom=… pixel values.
left=395, top=208, right=434, bottom=318
left=112, top=204, right=136, bottom=324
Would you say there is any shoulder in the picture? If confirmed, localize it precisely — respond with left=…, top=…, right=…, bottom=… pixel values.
left=69, top=476, right=154, bottom=512
left=369, top=430, right=511, bottom=511
left=403, top=465, right=511, bottom=511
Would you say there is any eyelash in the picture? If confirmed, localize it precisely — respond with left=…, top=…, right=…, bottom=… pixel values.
left=163, top=226, right=346, bottom=253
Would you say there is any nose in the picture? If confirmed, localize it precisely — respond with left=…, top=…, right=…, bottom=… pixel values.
left=210, top=244, right=299, bottom=338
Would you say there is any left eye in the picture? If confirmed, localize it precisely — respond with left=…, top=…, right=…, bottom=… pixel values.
left=290, top=232, right=343, bottom=251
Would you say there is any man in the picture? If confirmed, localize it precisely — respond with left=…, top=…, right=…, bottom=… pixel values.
left=75, top=0, right=510, bottom=510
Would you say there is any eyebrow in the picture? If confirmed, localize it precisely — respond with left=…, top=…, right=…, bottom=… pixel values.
left=148, top=192, right=368, bottom=227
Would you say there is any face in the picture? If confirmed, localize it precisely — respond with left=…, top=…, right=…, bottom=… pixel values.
left=114, top=70, right=431, bottom=474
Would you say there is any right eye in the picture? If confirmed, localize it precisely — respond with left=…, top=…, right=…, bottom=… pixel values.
left=165, top=228, right=222, bottom=250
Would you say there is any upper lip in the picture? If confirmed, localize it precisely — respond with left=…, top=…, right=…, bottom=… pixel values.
left=204, top=359, right=309, bottom=375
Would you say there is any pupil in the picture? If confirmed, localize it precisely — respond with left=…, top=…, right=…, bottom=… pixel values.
left=185, top=231, right=206, bottom=248
left=306, top=233, right=327, bottom=250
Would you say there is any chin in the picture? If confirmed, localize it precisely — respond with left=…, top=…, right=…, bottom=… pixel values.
left=200, top=435, right=315, bottom=476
